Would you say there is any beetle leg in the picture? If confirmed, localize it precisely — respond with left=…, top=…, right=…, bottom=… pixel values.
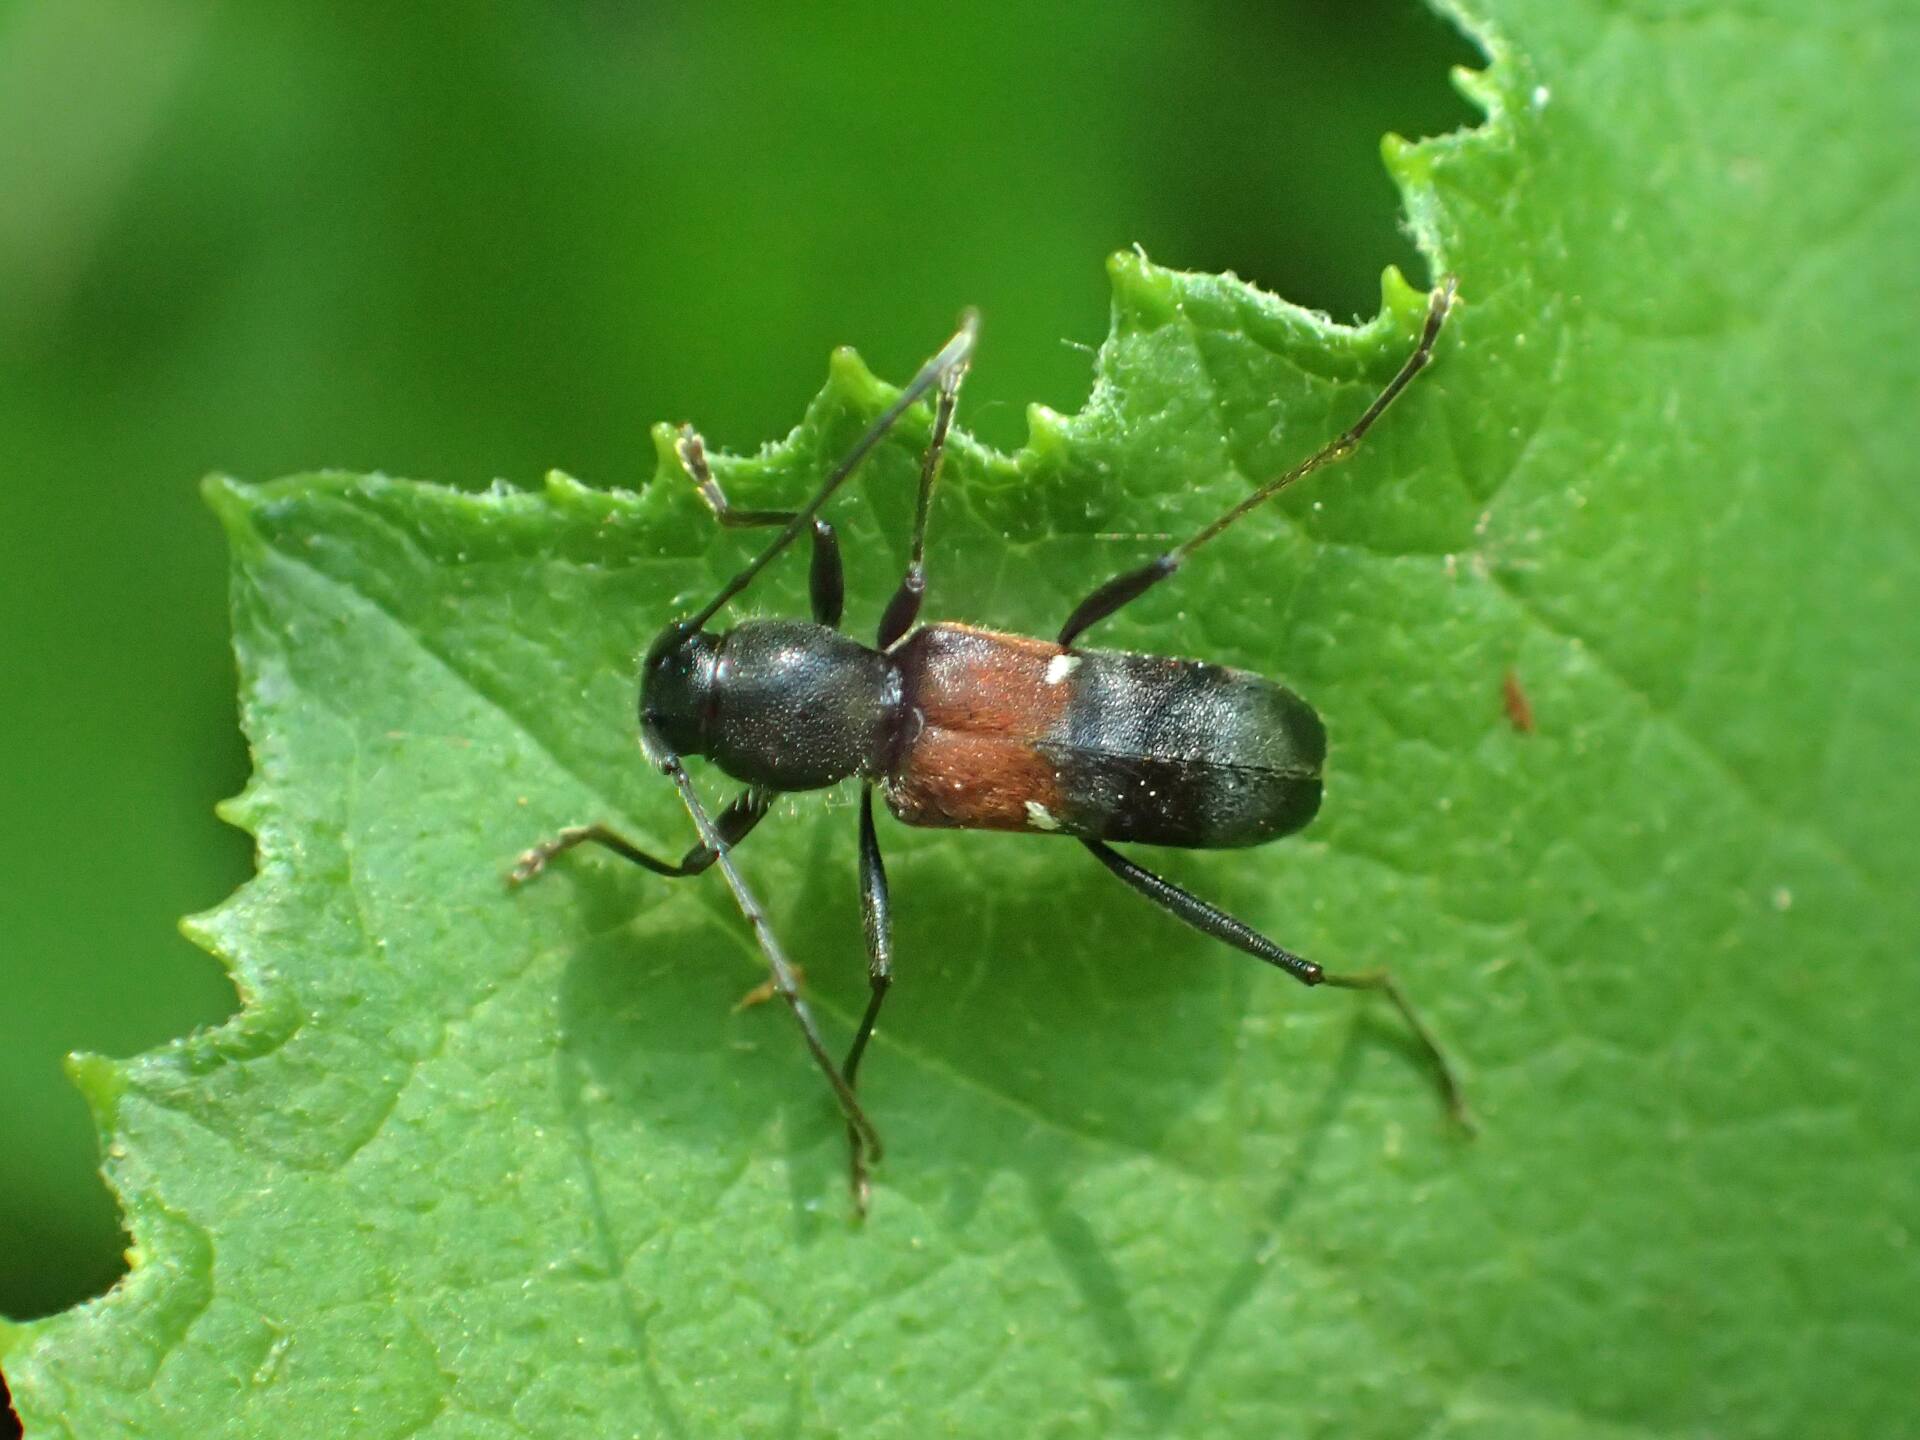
left=842, top=784, right=895, bottom=1216
left=1081, top=837, right=1472, bottom=1130
left=876, top=340, right=971, bottom=650
left=676, top=426, right=845, bottom=629
left=732, top=964, right=807, bottom=1011
left=682, top=314, right=976, bottom=635
left=615, top=737, right=883, bottom=1164
left=508, top=787, right=772, bottom=885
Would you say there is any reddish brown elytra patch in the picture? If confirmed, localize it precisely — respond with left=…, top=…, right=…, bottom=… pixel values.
left=885, top=623, right=1072, bottom=833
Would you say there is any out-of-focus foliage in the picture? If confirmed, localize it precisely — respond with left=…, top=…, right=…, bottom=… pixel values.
left=0, top=0, right=1474, bottom=1320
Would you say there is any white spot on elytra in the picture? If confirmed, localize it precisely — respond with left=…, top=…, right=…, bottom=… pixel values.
left=1045, top=654, right=1080, bottom=685
left=1024, top=801, right=1061, bottom=831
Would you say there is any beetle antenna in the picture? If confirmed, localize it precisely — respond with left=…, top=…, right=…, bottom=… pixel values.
left=684, top=312, right=979, bottom=634
left=1059, top=276, right=1457, bottom=647
left=1172, top=276, right=1457, bottom=563
left=643, top=723, right=884, bottom=1159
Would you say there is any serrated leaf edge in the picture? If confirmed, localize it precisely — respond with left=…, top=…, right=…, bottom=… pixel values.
left=2, top=6, right=1528, bottom=1431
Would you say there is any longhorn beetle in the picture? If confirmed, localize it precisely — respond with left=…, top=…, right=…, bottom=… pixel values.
left=512, top=277, right=1467, bottom=1214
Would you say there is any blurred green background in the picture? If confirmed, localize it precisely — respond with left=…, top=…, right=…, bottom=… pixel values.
left=0, top=0, right=1475, bottom=1319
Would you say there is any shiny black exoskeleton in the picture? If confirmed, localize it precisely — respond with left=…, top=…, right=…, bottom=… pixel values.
left=643, top=614, right=1327, bottom=850
left=515, top=281, right=1469, bottom=1215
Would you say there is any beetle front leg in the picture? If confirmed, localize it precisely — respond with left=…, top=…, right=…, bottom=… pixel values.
left=676, top=425, right=845, bottom=629
left=876, top=343, right=969, bottom=649
left=508, top=787, right=773, bottom=885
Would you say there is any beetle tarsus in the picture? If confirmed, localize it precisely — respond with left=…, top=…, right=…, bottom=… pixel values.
left=1320, top=967, right=1474, bottom=1133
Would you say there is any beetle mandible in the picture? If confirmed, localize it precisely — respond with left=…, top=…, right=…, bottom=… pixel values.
left=512, top=277, right=1467, bottom=1214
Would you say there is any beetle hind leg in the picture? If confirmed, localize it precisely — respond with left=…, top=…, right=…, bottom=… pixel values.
left=1316, top=968, right=1473, bottom=1131
left=1081, top=838, right=1472, bottom=1129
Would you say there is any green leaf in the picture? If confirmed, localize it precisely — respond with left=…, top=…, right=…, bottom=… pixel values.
left=8, top=2, right=1918, bottom=1435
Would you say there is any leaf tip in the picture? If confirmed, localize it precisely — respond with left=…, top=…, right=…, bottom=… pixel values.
left=1024, top=402, right=1071, bottom=464
left=1381, top=129, right=1435, bottom=188
left=635, top=423, right=691, bottom=512
left=176, top=903, right=221, bottom=955
left=63, top=1051, right=127, bottom=1129
left=1106, top=246, right=1178, bottom=332
left=541, top=469, right=592, bottom=502
left=1378, top=265, right=1428, bottom=323
left=826, top=344, right=887, bottom=409
left=201, top=472, right=263, bottom=550
left=1443, top=60, right=1505, bottom=115
left=211, top=786, right=258, bottom=835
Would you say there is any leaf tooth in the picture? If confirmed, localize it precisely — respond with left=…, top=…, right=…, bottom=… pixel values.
left=200, top=472, right=268, bottom=558
left=1382, top=130, right=1436, bottom=189
left=1378, top=265, right=1427, bottom=327
left=1024, top=402, right=1071, bottom=467
left=63, top=1051, right=127, bottom=1136
left=213, top=777, right=266, bottom=834
left=825, top=343, right=886, bottom=410
left=541, top=470, right=594, bottom=505
left=1106, top=247, right=1179, bottom=333
left=1449, top=60, right=1503, bottom=117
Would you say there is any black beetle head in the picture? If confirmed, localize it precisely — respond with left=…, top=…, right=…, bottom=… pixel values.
left=640, top=622, right=719, bottom=761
